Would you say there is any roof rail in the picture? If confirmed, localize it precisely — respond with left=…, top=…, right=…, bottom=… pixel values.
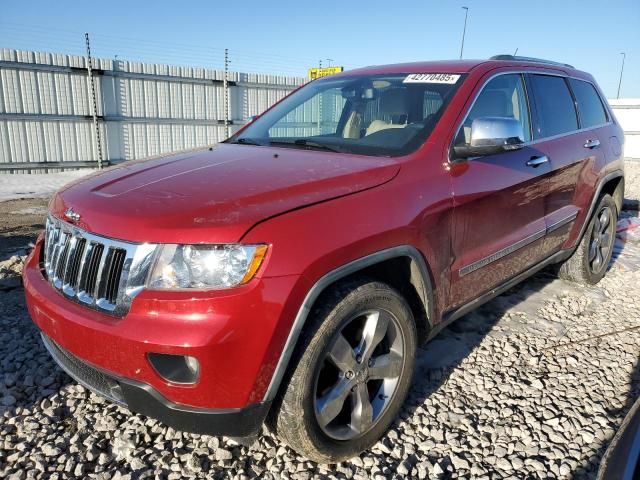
left=490, top=54, right=574, bottom=69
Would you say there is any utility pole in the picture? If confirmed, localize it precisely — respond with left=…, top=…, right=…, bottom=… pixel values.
left=617, top=52, right=626, bottom=99
left=85, top=32, right=103, bottom=169
left=459, top=6, right=469, bottom=60
left=224, top=48, right=230, bottom=138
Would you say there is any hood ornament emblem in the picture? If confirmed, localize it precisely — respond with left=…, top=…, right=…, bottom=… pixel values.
left=64, top=208, right=81, bottom=222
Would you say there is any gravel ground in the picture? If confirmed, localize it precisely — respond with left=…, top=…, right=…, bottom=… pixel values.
left=624, top=160, right=640, bottom=205
left=1, top=165, right=639, bottom=479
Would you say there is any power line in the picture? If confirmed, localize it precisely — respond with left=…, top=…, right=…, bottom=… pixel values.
left=0, top=21, right=351, bottom=80
left=0, top=21, right=323, bottom=71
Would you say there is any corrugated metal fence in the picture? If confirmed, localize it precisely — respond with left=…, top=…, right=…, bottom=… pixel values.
left=610, top=99, right=640, bottom=160
left=0, top=48, right=305, bottom=171
left=2, top=47, right=638, bottom=171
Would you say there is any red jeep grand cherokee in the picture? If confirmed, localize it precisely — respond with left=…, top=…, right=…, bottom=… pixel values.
left=24, top=55, right=624, bottom=462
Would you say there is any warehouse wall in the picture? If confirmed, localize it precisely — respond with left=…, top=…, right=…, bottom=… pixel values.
left=0, top=48, right=305, bottom=171
left=609, top=99, right=640, bottom=160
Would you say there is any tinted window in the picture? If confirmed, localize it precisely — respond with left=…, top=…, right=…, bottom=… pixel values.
left=456, top=73, right=531, bottom=144
left=529, top=75, right=578, bottom=138
left=569, top=79, right=608, bottom=128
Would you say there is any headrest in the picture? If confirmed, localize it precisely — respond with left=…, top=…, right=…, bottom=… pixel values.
left=379, top=89, right=408, bottom=116
left=469, top=90, right=512, bottom=118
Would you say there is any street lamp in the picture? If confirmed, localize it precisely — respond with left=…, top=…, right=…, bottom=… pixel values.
left=617, top=52, right=626, bottom=99
left=325, top=58, right=334, bottom=67
left=460, top=6, right=469, bottom=60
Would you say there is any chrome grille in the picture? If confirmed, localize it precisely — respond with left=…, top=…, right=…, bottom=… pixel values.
left=43, top=215, right=157, bottom=316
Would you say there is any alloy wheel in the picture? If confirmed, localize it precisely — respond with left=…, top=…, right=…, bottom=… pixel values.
left=313, top=309, right=405, bottom=441
left=589, top=205, right=614, bottom=274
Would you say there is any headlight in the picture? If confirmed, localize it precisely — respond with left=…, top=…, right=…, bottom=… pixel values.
left=147, top=244, right=268, bottom=290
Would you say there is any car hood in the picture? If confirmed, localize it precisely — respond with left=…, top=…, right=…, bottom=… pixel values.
left=50, top=144, right=400, bottom=244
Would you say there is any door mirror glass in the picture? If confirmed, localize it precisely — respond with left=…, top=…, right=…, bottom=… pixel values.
left=454, top=116, right=525, bottom=158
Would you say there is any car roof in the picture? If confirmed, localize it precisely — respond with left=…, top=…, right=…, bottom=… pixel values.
left=339, top=58, right=592, bottom=80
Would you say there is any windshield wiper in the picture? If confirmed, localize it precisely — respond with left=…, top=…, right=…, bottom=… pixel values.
left=269, top=139, right=342, bottom=153
left=228, top=137, right=265, bottom=146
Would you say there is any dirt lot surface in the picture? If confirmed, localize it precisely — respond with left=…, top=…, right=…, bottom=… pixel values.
left=0, top=198, right=49, bottom=258
left=1, top=163, right=639, bottom=479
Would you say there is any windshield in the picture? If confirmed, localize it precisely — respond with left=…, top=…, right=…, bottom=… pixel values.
left=227, top=72, right=465, bottom=157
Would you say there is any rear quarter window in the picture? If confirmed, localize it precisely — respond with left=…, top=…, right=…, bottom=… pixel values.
left=569, top=78, right=608, bottom=128
left=529, top=74, right=578, bottom=139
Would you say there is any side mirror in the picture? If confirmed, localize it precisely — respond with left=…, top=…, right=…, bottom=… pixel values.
left=453, top=117, right=525, bottom=159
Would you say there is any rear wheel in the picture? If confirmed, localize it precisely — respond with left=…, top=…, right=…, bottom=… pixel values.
left=558, top=193, right=617, bottom=285
left=269, top=279, right=417, bottom=463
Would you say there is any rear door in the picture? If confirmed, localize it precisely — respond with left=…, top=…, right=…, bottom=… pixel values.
left=526, top=74, right=609, bottom=251
left=448, top=72, right=552, bottom=308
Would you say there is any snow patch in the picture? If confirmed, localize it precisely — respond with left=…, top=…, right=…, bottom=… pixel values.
left=0, top=170, right=95, bottom=202
left=9, top=206, right=49, bottom=216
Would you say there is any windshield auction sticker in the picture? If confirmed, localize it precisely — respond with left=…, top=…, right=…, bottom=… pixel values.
left=403, top=73, right=460, bottom=84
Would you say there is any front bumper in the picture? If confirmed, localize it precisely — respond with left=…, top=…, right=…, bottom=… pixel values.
left=24, top=236, right=304, bottom=435
left=41, top=333, right=269, bottom=436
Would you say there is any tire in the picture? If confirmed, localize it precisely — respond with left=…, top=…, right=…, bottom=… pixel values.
left=557, top=193, right=617, bottom=285
left=268, top=278, right=417, bottom=463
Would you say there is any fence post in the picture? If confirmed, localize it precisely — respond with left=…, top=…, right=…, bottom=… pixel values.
left=224, top=48, right=231, bottom=139
left=317, top=60, right=323, bottom=133
left=85, top=32, right=103, bottom=169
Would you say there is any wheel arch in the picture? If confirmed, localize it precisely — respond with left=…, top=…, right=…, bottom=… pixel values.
left=263, top=245, right=435, bottom=403
left=576, top=170, right=624, bottom=243
left=600, top=174, right=625, bottom=214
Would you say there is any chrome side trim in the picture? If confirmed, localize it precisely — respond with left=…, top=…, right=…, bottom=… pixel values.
left=547, top=212, right=578, bottom=233
left=524, top=123, right=611, bottom=148
left=459, top=210, right=580, bottom=276
left=459, top=228, right=546, bottom=277
left=262, top=245, right=434, bottom=402
left=444, top=249, right=572, bottom=327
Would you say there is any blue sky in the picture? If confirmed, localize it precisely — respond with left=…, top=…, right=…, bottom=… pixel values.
left=1, top=0, right=638, bottom=97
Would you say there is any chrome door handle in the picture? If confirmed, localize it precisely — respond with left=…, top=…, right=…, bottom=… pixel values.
left=584, top=139, right=600, bottom=149
left=526, top=156, right=549, bottom=168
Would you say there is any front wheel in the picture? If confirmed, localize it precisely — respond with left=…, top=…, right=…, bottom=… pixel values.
left=557, top=193, right=617, bottom=285
left=268, top=279, right=417, bottom=463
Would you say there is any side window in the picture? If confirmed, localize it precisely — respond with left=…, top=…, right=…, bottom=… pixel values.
left=569, top=78, right=608, bottom=128
left=456, top=74, right=531, bottom=145
left=528, top=75, right=578, bottom=138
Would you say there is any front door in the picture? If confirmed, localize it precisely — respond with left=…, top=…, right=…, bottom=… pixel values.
left=448, top=72, right=552, bottom=308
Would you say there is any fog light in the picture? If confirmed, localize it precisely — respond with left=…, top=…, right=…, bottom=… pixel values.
left=148, top=353, right=200, bottom=384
